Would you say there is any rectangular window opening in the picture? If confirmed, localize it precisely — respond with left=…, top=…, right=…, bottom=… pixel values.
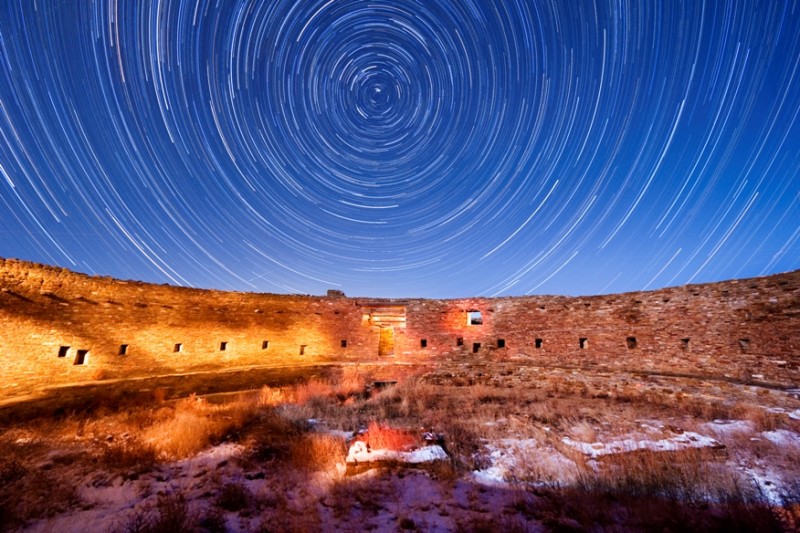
left=535, top=338, right=543, bottom=349
left=681, top=338, right=690, bottom=349
left=579, top=338, right=588, bottom=349
left=74, top=349, right=88, bottom=365
left=174, top=343, right=183, bottom=353
left=467, top=310, right=483, bottom=326
left=341, top=339, right=347, bottom=348
left=420, top=339, right=427, bottom=348
left=626, top=337, right=637, bottom=349
left=739, top=338, right=750, bottom=352
left=300, top=344, right=306, bottom=355
left=58, top=346, right=70, bottom=358
left=262, top=340, right=269, bottom=350
left=456, top=337, right=464, bottom=346
left=472, top=342, right=481, bottom=353
left=220, top=341, right=228, bottom=351
left=119, top=344, right=129, bottom=356
left=497, top=339, right=506, bottom=349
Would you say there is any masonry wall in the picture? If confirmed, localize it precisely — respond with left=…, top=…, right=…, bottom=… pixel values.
left=1, top=257, right=798, bottom=399
left=400, top=278, right=800, bottom=385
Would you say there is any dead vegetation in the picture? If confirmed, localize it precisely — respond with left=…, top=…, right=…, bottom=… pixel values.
left=0, top=362, right=798, bottom=531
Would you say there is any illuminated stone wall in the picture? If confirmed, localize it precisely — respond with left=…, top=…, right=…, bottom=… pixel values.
left=1, top=257, right=798, bottom=399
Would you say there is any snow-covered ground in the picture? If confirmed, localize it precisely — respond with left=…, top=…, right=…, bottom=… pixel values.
left=15, top=419, right=800, bottom=532
left=472, top=438, right=578, bottom=486
left=561, top=431, right=721, bottom=458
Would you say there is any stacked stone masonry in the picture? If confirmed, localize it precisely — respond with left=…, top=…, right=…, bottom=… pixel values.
left=0, top=257, right=798, bottom=399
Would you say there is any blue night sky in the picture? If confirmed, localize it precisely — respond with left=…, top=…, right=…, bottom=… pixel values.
left=0, top=1, right=798, bottom=298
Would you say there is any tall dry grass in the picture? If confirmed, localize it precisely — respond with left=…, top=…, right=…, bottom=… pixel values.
left=142, top=394, right=259, bottom=459
left=575, top=448, right=740, bottom=502
left=358, top=421, right=420, bottom=451
left=289, top=433, right=347, bottom=471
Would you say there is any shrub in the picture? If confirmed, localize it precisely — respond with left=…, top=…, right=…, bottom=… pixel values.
left=290, top=433, right=346, bottom=471
left=100, top=437, right=158, bottom=471
left=436, top=419, right=488, bottom=472
left=335, top=366, right=369, bottom=398
left=146, top=410, right=215, bottom=459
left=0, top=459, right=27, bottom=485
left=258, top=385, right=288, bottom=407
left=293, top=379, right=335, bottom=405
left=215, top=482, right=251, bottom=512
left=143, top=395, right=259, bottom=459
left=120, top=491, right=195, bottom=533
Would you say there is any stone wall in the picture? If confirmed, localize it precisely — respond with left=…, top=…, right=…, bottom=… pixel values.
left=1, top=257, right=798, bottom=399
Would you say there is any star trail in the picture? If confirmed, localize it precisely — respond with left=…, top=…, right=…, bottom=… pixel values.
left=0, top=1, right=798, bottom=298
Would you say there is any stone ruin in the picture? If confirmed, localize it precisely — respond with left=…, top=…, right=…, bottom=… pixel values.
left=0, top=256, right=798, bottom=400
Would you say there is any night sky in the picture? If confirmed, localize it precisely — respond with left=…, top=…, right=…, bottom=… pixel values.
left=0, top=1, right=798, bottom=298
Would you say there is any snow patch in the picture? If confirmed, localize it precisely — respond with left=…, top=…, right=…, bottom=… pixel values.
left=563, top=431, right=722, bottom=458
left=703, top=419, right=754, bottom=436
left=743, top=467, right=785, bottom=506
left=762, top=429, right=800, bottom=447
left=346, top=441, right=448, bottom=464
left=472, top=438, right=578, bottom=486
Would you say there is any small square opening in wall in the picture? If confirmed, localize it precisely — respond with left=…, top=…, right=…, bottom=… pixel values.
left=467, top=310, right=483, bottom=325
left=456, top=337, right=464, bottom=346
left=579, top=338, right=588, bottom=349
left=119, top=344, right=128, bottom=356
left=626, top=337, right=637, bottom=349
left=74, top=349, right=88, bottom=365
left=497, top=339, right=506, bottom=349
left=681, top=338, right=690, bottom=349
left=739, top=338, right=750, bottom=352
left=472, top=342, right=481, bottom=353
left=58, top=346, right=69, bottom=358
left=174, top=343, right=183, bottom=353
left=420, top=339, right=427, bottom=348
left=262, top=340, right=269, bottom=350
left=300, top=345, right=306, bottom=355
left=220, top=341, right=228, bottom=351
left=535, top=338, right=543, bottom=349
left=341, top=340, right=347, bottom=348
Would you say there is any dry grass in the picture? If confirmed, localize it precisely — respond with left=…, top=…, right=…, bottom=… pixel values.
left=289, top=433, right=347, bottom=471
left=141, top=394, right=258, bottom=459
left=1, top=363, right=797, bottom=531
left=214, top=481, right=251, bottom=512
left=575, top=448, right=738, bottom=502
left=359, top=421, right=420, bottom=451
left=119, top=491, right=196, bottom=533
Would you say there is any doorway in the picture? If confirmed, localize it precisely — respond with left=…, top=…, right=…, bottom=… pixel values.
left=379, top=327, right=394, bottom=356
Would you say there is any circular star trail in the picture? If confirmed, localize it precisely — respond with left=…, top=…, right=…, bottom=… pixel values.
left=0, top=1, right=798, bottom=297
